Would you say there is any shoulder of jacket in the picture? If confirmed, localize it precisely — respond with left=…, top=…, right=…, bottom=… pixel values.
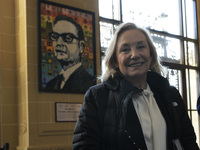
left=165, top=86, right=181, bottom=99
left=84, top=82, right=109, bottom=100
left=147, top=71, right=170, bottom=94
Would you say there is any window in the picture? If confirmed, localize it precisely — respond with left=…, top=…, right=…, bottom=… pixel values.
left=99, top=0, right=200, bottom=145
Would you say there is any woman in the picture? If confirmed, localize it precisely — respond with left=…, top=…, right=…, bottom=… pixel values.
left=72, top=23, right=199, bottom=150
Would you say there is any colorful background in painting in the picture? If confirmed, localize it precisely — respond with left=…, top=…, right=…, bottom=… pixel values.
left=40, top=3, right=95, bottom=89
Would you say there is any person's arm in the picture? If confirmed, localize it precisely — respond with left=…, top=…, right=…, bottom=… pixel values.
left=171, top=87, right=199, bottom=150
left=197, top=96, right=200, bottom=116
left=72, top=89, right=103, bottom=150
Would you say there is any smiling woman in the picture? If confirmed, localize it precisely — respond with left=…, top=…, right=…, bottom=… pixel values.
left=99, top=0, right=200, bottom=147
left=73, top=22, right=199, bottom=150
left=115, top=29, right=152, bottom=89
left=100, top=23, right=162, bottom=82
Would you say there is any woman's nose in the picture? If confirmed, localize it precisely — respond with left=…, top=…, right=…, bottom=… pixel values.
left=130, top=49, right=140, bottom=60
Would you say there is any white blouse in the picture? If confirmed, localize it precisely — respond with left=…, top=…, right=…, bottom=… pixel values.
left=132, top=84, right=167, bottom=150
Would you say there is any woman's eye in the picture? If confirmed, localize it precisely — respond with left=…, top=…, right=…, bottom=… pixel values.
left=121, top=48, right=130, bottom=52
left=137, top=45, right=146, bottom=49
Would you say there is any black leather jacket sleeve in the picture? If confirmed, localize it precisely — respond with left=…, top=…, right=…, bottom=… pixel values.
left=170, top=87, right=199, bottom=150
left=72, top=88, right=104, bottom=150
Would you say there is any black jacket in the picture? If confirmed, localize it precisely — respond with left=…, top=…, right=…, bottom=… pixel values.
left=73, top=71, right=199, bottom=150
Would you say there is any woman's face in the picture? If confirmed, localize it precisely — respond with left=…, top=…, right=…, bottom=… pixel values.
left=116, top=29, right=152, bottom=82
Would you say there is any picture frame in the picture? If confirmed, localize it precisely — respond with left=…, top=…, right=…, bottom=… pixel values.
left=38, top=0, right=96, bottom=94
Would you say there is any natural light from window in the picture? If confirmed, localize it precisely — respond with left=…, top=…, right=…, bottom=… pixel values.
left=122, top=0, right=181, bottom=35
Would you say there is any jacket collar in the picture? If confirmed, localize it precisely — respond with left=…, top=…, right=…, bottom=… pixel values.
left=147, top=71, right=169, bottom=94
left=105, top=71, right=169, bottom=92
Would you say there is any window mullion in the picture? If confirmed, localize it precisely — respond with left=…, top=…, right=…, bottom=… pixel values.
left=119, top=0, right=123, bottom=22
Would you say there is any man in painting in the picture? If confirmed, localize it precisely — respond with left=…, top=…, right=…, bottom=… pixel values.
left=46, top=15, right=95, bottom=93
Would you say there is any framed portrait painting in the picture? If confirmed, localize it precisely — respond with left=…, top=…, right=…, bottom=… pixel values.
left=38, top=1, right=96, bottom=94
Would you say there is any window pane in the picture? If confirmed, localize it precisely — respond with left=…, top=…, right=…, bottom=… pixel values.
left=122, top=0, right=181, bottom=35
left=185, top=41, right=198, bottom=66
left=99, top=0, right=112, bottom=19
left=100, top=22, right=119, bottom=75
left=99, top=0, right=120, bottom=20
left=166, top=68, right=182, bottom=96
left=190, top=111, right=200, bottom=146
left=100, top=22, right=114, bottom=48
left=113, top=0, right=121, bottom=20
left=186, top=0, right=197, bottom=39
left=151, top=34, right=182, bottom=64
left=186, top=69, right=198, bottom=110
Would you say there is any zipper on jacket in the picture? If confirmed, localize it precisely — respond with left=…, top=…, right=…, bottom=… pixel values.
left=125, top=130, right=141, bottom=150
left=116, top=89, right=143, bottom=149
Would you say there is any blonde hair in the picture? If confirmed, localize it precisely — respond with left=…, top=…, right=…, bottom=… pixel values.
left=99, top=22, right=163, bottom=82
